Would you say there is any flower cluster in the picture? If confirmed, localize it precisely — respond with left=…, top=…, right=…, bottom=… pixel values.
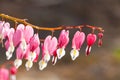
left=0, top=66, right=17, bottom=80
left=0, top=20, right=104, bottom=70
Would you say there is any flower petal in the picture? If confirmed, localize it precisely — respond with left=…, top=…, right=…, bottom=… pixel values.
left=24, top=25, right=34, bottom=43
left=70, top=49, right=79, bottom=60
left=39, top=60, right=47, bottom=70
left=57, top=48, right=65, bottom=59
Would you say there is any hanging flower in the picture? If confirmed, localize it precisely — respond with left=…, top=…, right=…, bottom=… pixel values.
left=5, top=28, right=15, bottom=60
left=86, top=33, right=97, bottom=56
left=25, top=33, right=40, bottom=71
left=39, top=35, right=57, bottom=70
left=70, top=31, right=85, bottom=60
left=57, top=30, right=69, bottom=59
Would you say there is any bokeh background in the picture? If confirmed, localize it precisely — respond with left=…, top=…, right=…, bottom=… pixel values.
left=0, top=0, right=120, bottom=80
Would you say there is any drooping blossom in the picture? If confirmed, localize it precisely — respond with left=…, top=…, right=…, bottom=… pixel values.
left=0, top=68, right=9, bottom=80
left=98, top=32, right=103, bottom=47
left=70, top=31, right=85, bottom=60
left=86, top=33, right=97, bottom=56
left=5, top=28, right=15, bottom=60
left=0, top=22, right=10, bottom=40
left=14, top=24, right=34, bottom=69
left=10, top=66, right=17, bottom=80
left=25, top=33, right=40, bottom=70
left=57, top=30, right=69, bottom=59
left=39, top=35, right=57, bottom=70
left=0, top=21, right=10, bottom=47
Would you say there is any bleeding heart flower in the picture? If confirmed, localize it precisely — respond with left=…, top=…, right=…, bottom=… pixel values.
left=85, top=33, right=97, bottom=56
left=39, top=35, right=57, bottom=70
left=70, top=31, right=85, bottom=60
left=42, top=35, right=57, bottom=62
left=24, top=33, right=40, bottom=70
left=0, top=21, right=10, bottom=46
left=5, top=28, right=15, bottom=60
left=57, top=30, right=69, bottom=59
left=0, top=68, right=9, bottom=80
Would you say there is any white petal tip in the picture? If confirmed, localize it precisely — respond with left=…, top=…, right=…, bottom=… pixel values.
left=25, top=60, right=33, bottom=71
left=44, top=53, right=50, bottom=62
left=6, top=51, right=13, bottom=60
left=57, top=48, right=65, bottom=59
left=70, top=49, right=79, bottom=61
left=14, top=59, right=22, bottom=69
left=38, top=60, right=47, bottom=70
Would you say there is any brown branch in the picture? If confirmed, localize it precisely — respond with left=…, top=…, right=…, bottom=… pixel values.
left=0, top=14, right=104, bottom=32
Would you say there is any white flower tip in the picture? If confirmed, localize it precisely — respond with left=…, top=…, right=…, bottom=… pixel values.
left=38, top=60, right=47, bottom=70
left=70, top=49, right=79, bottom=61
left=44, top=53, right=50, bottom=62
left=14, top=59, right=22, bottom=69
left=21, top=39, right=27, bottom=51
left=6, top=51, right=12, bottom=60
left=10, top=75, right=16, bottom=80
left=52, top=56, right=57, bottom=65
left=28, top=52, right=36, bottom=61
left=57, top=48, right=65, bottom=59
left=25, top=60, right=33, bottom=71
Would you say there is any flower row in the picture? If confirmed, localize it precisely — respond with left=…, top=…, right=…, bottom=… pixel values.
left=0, top=21, right=103, bottom=70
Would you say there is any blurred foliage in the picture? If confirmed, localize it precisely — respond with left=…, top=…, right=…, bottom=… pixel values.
left=113, top=48, right=120, bottom=61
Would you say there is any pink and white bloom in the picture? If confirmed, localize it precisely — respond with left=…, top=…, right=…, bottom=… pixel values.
left=13, top=24, right=34, bottom=69
left=25, top=34, right=40, bottom=71
left=0, top=68, right=9, bottom=80
left=57, top=30, right=69, bottom=59
left=0, top=21, right=10, bottom=47
left=70, top=31, right=85, bottom=60
left=39, top=35, right=57, bottom=70
left=86, top=33, right=97, bottom=56
left=5, top=28, right=15, bottom=60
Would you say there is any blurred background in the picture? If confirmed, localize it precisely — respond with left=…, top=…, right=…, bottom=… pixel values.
left=0, top=0, right=120, bottom=80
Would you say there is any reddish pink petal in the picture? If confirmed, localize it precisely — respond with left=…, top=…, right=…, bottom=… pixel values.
left=33, top=47, right=40, bottom=62
left=0, top=68, right=9, bottom=80
left=5, top=40, right=10, bottom=50
left=98, top=33, right=103, bottom=39
left=58, top=30, right=69, bottom=48
left=13, top=29, right=22, bottom=47
left=72, top=31, right=85, bottom=50
left=24, top=25, right=34, bottom=43
left=98, top=39, right=102, bottom=47
left=10, top=66, right=17, bottom=75
left=87, top=33, right=97, bottom=46
left=29, top=33, right=40, bottom=51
